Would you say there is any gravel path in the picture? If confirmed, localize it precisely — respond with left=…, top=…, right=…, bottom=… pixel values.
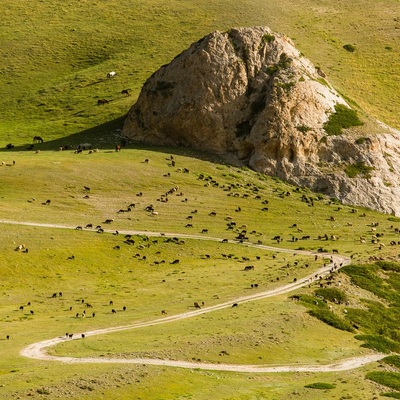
left=0, top=219, right=384, bottom=373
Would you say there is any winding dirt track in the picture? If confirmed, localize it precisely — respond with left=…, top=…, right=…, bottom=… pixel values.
left=1, top=220, right=385, bottom=373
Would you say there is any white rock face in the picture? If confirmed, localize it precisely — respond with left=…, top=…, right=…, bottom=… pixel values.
left=123, top=27, right=400, bottom=215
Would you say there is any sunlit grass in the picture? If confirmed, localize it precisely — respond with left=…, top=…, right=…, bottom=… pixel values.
left=0, top=0, right=398, bottom=147
left=0, top=146, right=397, bottom=398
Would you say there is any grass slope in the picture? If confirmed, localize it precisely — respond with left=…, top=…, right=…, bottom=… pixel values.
left=0, top=0, right=399, bottom=148
left=0, top=145, right=398, bottom=399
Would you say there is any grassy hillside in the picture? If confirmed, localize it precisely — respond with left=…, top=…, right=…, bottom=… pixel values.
left=1, top=1, right=399, bottom=398
left=0, top=145, right=399, bottom=399
left=0, top=0, right=399, bottom=147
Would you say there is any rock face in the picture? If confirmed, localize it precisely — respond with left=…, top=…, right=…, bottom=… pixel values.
left=123, top=26, right=400, bottom=215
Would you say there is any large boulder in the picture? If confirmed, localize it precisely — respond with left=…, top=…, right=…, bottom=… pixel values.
left=122, top=26, right=400, bottom=215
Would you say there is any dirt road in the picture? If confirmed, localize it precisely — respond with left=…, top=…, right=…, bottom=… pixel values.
left=0, top=219, right=384, bottom=372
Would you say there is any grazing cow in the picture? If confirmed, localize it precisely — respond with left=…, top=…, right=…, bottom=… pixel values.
left=193, top=302, right=201, bottom=309
left=171, top=259, right=180, bottom=264
left=244, top=265, right=254, bottom=271
left=161, top=310, right=167, bottom=315
left=81, top=334, right=85, bottom=338
left=77, top=143, right=92, bottom=150
left=112, top=309, right=117, bottom=314
left=201, top=229, right=208, bottom=234
left=97, top=98, right=109, bottom=105
left=104, top=219, right=114, bottom=224
left=33, top=136, right=44, bottom=143
left=121, top=89, right=130, bottom=96
left=221, top=238, right=228, bottom=243
left=107, top=71, right=116, bottom=78
left=232, top=303, right=238, bottom=308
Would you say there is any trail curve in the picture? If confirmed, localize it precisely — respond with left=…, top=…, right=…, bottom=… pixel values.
left=0, top=219, right=384, bottom=373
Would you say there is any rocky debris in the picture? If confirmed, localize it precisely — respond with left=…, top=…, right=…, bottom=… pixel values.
left=123, top=26, right=400, bottom=215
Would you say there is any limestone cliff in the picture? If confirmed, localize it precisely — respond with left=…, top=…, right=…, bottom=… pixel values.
left=122, top=27, right=400, bottom=215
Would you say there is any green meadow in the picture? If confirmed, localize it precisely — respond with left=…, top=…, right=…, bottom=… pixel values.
left=0, top=0, right=399, bottom=398
left=0, top=0, right=399, bottom=147
left=0, top=147, right=399, bottom=399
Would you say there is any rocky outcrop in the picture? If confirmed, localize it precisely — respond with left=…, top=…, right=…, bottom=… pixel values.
left=122, top=26, right=400, bottom=215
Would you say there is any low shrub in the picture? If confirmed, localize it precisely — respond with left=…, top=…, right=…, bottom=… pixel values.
left=262, top=34, right=275, bottom=44
left=343, top=44, right=356, bottom=52
left=296, top=125, right=312, bottom=133
left=304, top=382, right=336, bottom=389
left=355, top=137, right=369, bottom=145
left=314, top=287, right=348, bottom=303
left=366, top=372, right=400, bottom=391
left=266, top=65, right=279, bottom=75
left=308, top=308, right=354, bottom=332
left=383, top=356, right=400, bottom=369
left=345, top=161, right=374, bottom=178
left=382, top=392, right=400, bottom=398
left=323, top=104, right=363, bottom=136
left=376, top=261, right=400, bottom=273
left=355, top=335, right=400, bottom=353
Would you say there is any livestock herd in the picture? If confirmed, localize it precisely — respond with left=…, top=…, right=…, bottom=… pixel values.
left=4, top=147, right=400, bottom=346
